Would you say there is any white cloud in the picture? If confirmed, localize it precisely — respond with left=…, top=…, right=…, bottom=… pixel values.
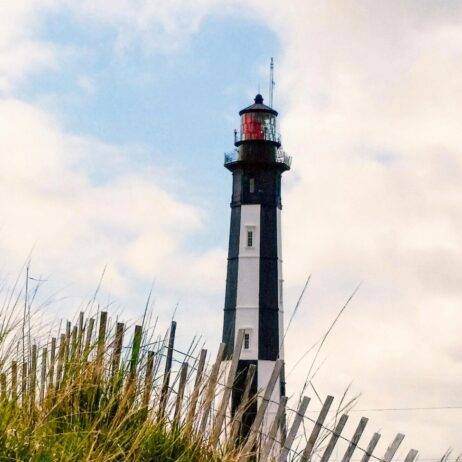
left=0, top=0, right=58, bottom=93
left=64, top=0, right=222, bottom=53
left=245, top=0, right=462, bottom=455
left=0, top=0, right=222, bottom=93
left=0, top=99, right=225, bottom=300
left=1, top=0, right=461, bottom=455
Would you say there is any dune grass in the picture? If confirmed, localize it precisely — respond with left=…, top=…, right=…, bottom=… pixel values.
left=0, top=271, right=431, bottom=462
left=0, top=302, right=236, bottom=462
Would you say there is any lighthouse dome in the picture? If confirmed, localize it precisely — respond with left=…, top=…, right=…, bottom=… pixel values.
left=239, top=94, right=278, bottom=116
left=237, top=94, right=279, bottom=146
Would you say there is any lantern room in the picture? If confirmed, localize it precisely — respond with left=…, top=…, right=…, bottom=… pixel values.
left=235, top=94, right=280, bottom=147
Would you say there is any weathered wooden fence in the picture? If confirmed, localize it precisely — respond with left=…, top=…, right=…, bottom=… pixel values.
left=2, top=311, right=424, bottom=462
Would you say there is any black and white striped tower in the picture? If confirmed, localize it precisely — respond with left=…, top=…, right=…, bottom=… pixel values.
left=222, top=94, right=291, bottom=432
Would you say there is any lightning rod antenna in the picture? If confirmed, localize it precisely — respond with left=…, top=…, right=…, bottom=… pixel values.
left=269, top=57, right=275, bottom=108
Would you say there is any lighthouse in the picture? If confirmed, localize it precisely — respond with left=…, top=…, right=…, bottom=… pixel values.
left=222, top=94, right=291, bottom=430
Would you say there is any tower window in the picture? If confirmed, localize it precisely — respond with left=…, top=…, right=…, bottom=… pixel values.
left=247, top=230, right=253, bottom=247
left=249, top=178, right=255, bottom=193
left=244, top=332, right=250, bottom=350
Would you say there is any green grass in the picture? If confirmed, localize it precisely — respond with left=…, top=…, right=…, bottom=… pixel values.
left=0, top=308, right=239, bottom=462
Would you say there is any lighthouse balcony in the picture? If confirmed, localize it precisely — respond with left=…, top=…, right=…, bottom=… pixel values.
left=224, top=150, right=238, bottom=165
left=276, top=149, right=292, bottom=168
left=224, top=149, right=292, bottom=169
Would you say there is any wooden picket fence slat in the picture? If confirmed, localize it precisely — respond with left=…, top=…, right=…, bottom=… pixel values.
left=239, top=359, right=284, bottom=461
left=96, top=311, right=107, bottom=373
left=404, top=449, right=419, bottom=462
left=40, top=347, right=47, bottom=403
left=84, top=318, right=95, bottom=355
left=77, top=311, right=84, bottom=354
left=383, top=433, right=405, bottom=462
left=143, top=350, right=155, bottom=407
left=280, top=396, right=311, bottom=462
left=199, top=342, right=226, bottom=434
left=29, top=344, right=37, bottom=406
left=210, top=329, right=245, bottom=445
left=173, top=362, right=188, bottom=424
left=48, top=337, right=56, bottom=391
left=111, top=322, right=124, bottom=378
left=229, top=363, right=257, bottom=445
left=159, top=321, right=176, bottom=419
left=320, top=414, right=349, bottom=462
left=185, top=348, right=207, bottom=430
left=21, top=362, right=27, bottom=405
left=128, top=325, right=142, bottom=386
left=341, top=416, right=368, bottom=462
left=300, top=395, right=334, bottom=462
left=261, top=395, right=288, bottom=462
left=360, top=432, right=382, bottom=462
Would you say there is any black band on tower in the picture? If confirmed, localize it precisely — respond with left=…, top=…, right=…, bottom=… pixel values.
left=231, top=360, right=258, bottom=438
left=259, top=204, right=280, bottom=360
left=223, top=205, right=241, bottom=358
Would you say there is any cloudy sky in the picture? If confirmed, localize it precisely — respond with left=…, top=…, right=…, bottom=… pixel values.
left=1, top=0, right=461, bottom=457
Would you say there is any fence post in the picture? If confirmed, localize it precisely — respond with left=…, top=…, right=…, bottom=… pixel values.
left=173, top=362, right=189, bottom=424
left=404, top=449, right=419, bottom=462
left=96, top=312, right=107, bottom=372
left=29, top=344, right=37, bottom=407
left=260, top=395, right=288, bottom=462
left=84, top=318, right=95, bottom=357
left=159, top=321, right=176, bottom=419
left=199, top=343, right=226, bottom=434
left=65, top=321, right=71, bottom=360
left=127, top=325, right=142, bottom=394
left=70, top=325, right=78, bottom=360
left=360, top=433, right=381, bottom=462
left=341, top=417, right=368, bottom=462
left=383, top=434, right=405, bottom=462
left=299, top=395, right=334, bottom=462
left=185, top=348, right=207, bottom=430
left=279, top=396, right=311, bottom=462
left=320, top=414, right=349, bottom=462
left=48, top=337, right=56, bottom=392
left=21, top=362, right=27, bottom=406
left=40, top=347, right=47, bottom=403
left=229, top=363, right=257, bottom=445
left=143, top=350, right=155, bottom=407
left=129, top=326, right=142, bottom=379
left=210, top=329, right=245, bottom=445
left=56, top=334, right=66, bottom=389
left=77, top=312, right=85, bottom=354
left=111, top=322, right=124, bottom=380
left=239, top=359, right=284, bottom=461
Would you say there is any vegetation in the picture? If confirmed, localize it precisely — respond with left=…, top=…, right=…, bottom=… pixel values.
left=0, top=300, right=239, bottom=461
left=0, top=273, right=432, bottom=461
